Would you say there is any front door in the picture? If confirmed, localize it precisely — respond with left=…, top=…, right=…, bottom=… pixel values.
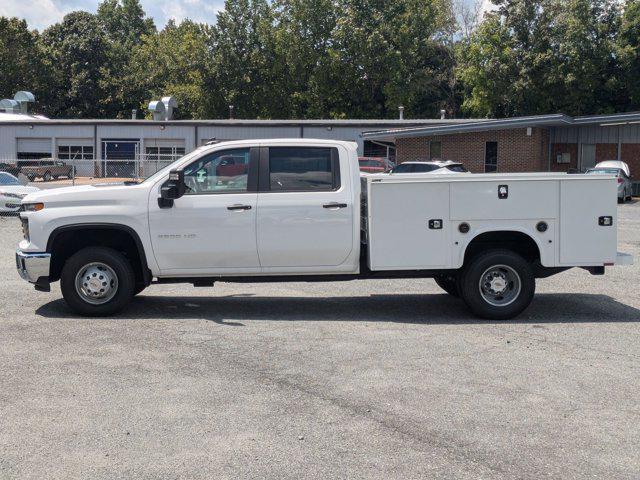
left=581, top=144, right=596, bottom=171
left=149, top=147, right=261, bottom=274
left=256, top=146, right=353, bottom=269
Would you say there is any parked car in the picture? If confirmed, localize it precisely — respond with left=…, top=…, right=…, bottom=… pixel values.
left=20, top=159, right=75, bottom=182
left=389, top=160, right=468, bottom=174
left=16, top=139, right=632, bottom=320
left=358, top=157, right=394, bottom=173
left=586, top=160, right=632, bottom=203
left=0, top=162, right=20, bottom=177
left=0, top=172, right=40, bottom=213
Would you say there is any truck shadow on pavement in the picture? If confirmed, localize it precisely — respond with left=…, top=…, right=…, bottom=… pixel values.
left=35, top=292, right=640, bottom=325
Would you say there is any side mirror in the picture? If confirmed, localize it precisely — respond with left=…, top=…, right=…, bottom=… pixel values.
left=159, top=170, right=186, bottom=208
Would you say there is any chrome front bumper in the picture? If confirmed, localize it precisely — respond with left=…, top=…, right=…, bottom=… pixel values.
left=16, top=250, right=51, bottom=284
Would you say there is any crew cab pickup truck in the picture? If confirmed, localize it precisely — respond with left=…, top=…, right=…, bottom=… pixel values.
left=16, top=139, right=632, bottom=319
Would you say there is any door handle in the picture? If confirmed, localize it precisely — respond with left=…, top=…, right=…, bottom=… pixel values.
left=323, top=203, right=348, bottom=209
left=227, top=204, right=252, bottom=211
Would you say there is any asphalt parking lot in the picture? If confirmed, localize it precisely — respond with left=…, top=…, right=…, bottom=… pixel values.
left=1, top=203, right=639, bottom=480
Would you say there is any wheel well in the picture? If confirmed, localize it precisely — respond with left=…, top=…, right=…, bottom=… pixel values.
left=47, top=226, right=150, bottom=285
left=463, top=231, right=540, bottom=265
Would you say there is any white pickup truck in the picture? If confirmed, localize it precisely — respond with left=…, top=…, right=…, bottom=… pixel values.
left=16, top=139, right=632, bottom=319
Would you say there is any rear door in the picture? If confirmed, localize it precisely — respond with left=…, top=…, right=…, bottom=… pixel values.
left=256, top=145, right=353, bottom=268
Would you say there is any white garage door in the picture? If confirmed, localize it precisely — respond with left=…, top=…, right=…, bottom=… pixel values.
left=17, top=138, right=52, bottom=154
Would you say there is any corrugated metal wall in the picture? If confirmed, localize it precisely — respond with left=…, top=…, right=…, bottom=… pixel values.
left=550, top=124, right=640, bottom=144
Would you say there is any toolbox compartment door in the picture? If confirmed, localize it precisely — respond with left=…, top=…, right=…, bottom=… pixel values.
left=450, top=180, right=558, bottom=221
left=559, top=178, right=617, bottom=265
left=367, top=182, right=450, bottom=270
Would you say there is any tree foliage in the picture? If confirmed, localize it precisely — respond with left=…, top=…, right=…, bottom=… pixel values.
left=1, top=0, right=639, bottom=120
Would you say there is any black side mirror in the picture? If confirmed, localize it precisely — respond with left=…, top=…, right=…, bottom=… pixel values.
left=159, top=170, right=186, bottom=208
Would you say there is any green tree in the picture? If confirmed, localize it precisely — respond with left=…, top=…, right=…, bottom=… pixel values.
left=457, top=0, right=622, bottom=117
left=0, top=17, right=49, bottom=109
left=97, top=0, right=155, bottom=47
left=96, top=0, right=156, bottom=118
left=212, top=0, right=282, bottom=118
left=272, top=0, right=338, bottom=117
left=323, top=0, right=456, bottom=119
left=40, top=11, right=112, bottom=118
left=129, top=20, right=219, bottom=119
left=618, top=0, right=640, bottom=109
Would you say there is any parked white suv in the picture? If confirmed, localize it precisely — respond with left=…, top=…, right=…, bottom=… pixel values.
left=16, top=139, right=631, bottom=319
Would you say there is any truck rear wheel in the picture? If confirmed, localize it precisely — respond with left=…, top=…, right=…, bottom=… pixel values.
left=434, top=274, right=459, bottom=297
left=459, top=249, right=535, bottom=320
left=60, top=247, right=135, bottom=316
left=43, top=171, right=52, bottom=182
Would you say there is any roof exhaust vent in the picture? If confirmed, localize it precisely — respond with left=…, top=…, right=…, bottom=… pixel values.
left=14, top=91, right=35, bottom=113
left=440, top=109, right=446, bottom=120
left=0, top=99, right=20, bottom=113
left=162, top=96, right=177, bottom=120
left=398, top=105, right=404, bottom=120
left=148, top=100, right=166, bottom=121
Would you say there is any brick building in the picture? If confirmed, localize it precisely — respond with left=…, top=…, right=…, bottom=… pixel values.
left=362, top=113, right=640, bottom=176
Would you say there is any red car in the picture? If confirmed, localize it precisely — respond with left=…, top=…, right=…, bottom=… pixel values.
left=358, top=157, right=393, bottom=173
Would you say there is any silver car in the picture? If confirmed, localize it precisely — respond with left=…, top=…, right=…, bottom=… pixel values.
left=586, top=161, right=633, bottom=203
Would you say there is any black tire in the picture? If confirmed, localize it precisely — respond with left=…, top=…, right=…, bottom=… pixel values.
left=434, top=274, right=460, bottom=297
left=27, top=174, right=35, bottom=181
left=133, top=284, right=146, bottom=296
left=60, top=247, right=135, bottom=316
left=459, top=249, right=535, bottom=320
left=43, top=171, right=52, bottom=182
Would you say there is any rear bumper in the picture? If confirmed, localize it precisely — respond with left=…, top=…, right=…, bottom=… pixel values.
left=16, top=250, right=51, bottom=287
left=615, top=252, right=634, bottom=265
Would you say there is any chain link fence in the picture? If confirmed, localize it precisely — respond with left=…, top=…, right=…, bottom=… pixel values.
left=0, top=155, right=179, bottom=216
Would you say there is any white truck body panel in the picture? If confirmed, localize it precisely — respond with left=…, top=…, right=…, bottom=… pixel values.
left=17, top=139, right=626, bottom=280
left=363, top=173, right=618, bottom=271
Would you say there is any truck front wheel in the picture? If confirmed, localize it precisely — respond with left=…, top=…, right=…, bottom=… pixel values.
left=459, top=249, right=535, bottom=320
left=60, top=247, right=136, bottom=316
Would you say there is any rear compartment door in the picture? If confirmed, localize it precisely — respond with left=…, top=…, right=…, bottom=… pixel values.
left=367, top=181, right=450, bottom=270
left=559, top=178, right=617, bottom=265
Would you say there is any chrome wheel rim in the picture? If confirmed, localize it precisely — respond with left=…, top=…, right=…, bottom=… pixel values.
left=75, top=262, right=119, bottom=305
left=478, top=264, right=521, bottom=307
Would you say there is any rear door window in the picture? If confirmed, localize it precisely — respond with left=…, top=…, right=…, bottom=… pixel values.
left=267, top=147, right=339, bottom=191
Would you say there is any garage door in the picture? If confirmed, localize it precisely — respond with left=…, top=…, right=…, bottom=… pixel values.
left=17, top=138, right=52, bottom=162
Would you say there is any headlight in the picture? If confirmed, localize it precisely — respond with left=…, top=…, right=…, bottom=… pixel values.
left=0, top=191, right=24, bottom=199
left=21, top=203, right=44, bottom=212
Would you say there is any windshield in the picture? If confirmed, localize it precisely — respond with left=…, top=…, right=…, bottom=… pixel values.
left=446, top=165, right=468, bottom=172
left=0, top=172, right=20, bottom=185
left=141, top=146, right=209, bottom=184
left=586, top=168, right=620, bottom=175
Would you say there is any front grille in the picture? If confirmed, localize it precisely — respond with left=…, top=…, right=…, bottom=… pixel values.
left=21, top=217, right=29, bottom=242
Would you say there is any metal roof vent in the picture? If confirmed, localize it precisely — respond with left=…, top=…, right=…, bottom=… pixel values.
left=0, top=99, right=20, bottom=113
left=14, top=91, right=35, bottom=113
left=148, top=100, right=166, bottom=121
left=162, top=96, right=177, bottom=120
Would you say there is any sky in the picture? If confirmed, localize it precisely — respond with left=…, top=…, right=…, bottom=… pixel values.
left=0, top=0, right=495, bottom=31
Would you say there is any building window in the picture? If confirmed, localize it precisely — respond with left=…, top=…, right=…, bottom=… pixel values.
left=429, top=141, right=442, bottom=160
left=58, top=145, right=94, bottom=160
left=145, top=146, right=186, bottom=161
left=485, top=142, right=498, bottom=172
left=268, top=147, right=338, bottom=192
